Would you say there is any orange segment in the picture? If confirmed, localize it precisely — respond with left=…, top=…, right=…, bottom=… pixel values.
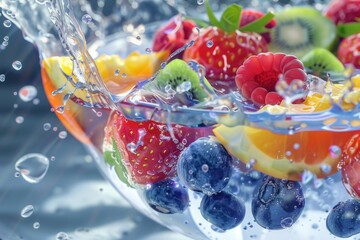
left=213, top=125, right=358, bottom=180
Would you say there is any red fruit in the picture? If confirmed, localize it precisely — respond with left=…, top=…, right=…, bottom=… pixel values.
left=338, top=33, right=360, bottom=69
left=240, top=9, right=277, bottom=43
left=324, top=0, right=360, bottom=25
left=109, top=111, right=203, bottom=185
left=339, top=133, right=360, bottom=198
left=152, top=15, right=197, bottom=58
left=235, top=52, right=307, bottom=106
left=183, top=27, right=267, bottom=82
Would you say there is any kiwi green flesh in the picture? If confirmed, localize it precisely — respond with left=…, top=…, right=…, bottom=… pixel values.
left=269, top=7, right=337, bottom=59
left=301, top=48, right=345, bottom=77
left=154, top=59, right=214, bottom=102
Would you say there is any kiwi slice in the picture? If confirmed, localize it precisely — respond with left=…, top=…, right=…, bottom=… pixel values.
left=301, top=48, right=345, bottom=78
left=269, top=7, right=337, bottom=58
left=147, top=59, right=214, bottom=104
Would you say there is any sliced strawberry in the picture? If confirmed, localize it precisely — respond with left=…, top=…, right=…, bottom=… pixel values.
left=108, top=111, right=204, bottom=185
left=235, top=52, right=307, bottom=106
left=325, top=0, right=360, bottom=25
left=152, top=15, right=197, bottom=59
left=339, top=133, right=360, bottom=198
left=338, top=33, right=360, bottom=69
left=240, top=9, right=277, bottom=43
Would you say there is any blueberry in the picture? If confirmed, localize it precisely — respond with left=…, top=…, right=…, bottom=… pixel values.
left=177, top=138, right=232, bottom=195
left=252, top=176, right=305, bottom=230
left=145, top=179, right=189, bottom=214
left=326, top=199, right=360, bottom=238
left=200, top=191, right=246, bottom=230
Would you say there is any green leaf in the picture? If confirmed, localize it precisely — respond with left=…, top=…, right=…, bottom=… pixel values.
left=103, top=138, right=132, bottom=187
left=240, top=12, right=275, bottom=34
left=219, top=4, right=242, bottom=33
left=206, top=0, right=220, bottom=27
left=337, top=23, right=360, bottom=38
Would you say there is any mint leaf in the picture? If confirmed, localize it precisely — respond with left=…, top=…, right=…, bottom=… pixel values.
left=219, top=4, right=242, bottom=33
left=240, top=12, right=275, bottom=33
left=206, top=0, right=220, bottom=27
left=103, top=138, right=132, bottom=187
left=337, top=23, right=360, bottom=38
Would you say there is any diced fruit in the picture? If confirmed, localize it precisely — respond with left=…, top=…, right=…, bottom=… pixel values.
left=338, top=33, right=360, bottom=69
left=338, top=133, right=360, bottom=198
left=240, top=9, right=277, bottom=43
left=144, top=59, right=215, bottom=105
left=152, top=15, right=197, bottom=58
left=200, top=191, right=246, bottom=230
left=108, top=111, right=203, bottom=185
left=145, top=179, right=189, bottom=214
left=252, top=176, right=305, bottom=230
left=269, top=7, right=336, bottom=58
left=213, top=125, right=358, bottom=180
left=324, top=0, right=360, bottom=25
left=177, top=137, right=232, bottom=195
left=183, top=2, right=269, bottom=83
left=235, top=52, right=307, bottom=106
left=326, top=199, right=360, bottom=238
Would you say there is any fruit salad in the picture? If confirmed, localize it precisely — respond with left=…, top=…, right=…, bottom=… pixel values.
left=40, top=0, right=360, bottom=239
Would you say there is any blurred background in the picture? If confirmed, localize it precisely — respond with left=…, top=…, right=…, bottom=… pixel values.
left=0, top=7, right=191, bottom=240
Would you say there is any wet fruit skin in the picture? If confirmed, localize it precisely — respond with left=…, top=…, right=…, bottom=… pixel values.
left=177, top=137, right=232, bottom=195
left=145, top=179, right=189, bottom=214
left=338, top=34, right=360, bottom=69
left=326, top=199, right=360, bottom=238
left=325, top=0, right=360, bottom=25
left=252, top=176, right=305, bottom=230
left=339, top=133, right=360, bottom=199
left=200, top=191, right=246, bottom=230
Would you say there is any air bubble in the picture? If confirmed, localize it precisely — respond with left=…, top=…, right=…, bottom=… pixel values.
left=206, top=40, right=213, bottom=48
left=320, top=164, right=332, bottom=174
left=3, top=36, right=9, bottom=41
left=201, top=164, right=209, bottom=173
left=50, top=156, right=56, bottom=161
left=136, top=36, right=141, bottom=40
left=145, top=48, right=152, bottom=54
left=280, top=217, right=294, bottom=228
left=121, top=73, right=127, bottom=78
left=81, top=14, right=92, bottom=24
left=16, top=116, right=24, bottom=124
left=14, top=172, right=20, bottom=177
left=58, top=131, right=67, bottom=139
left=114, top=69, right=120, bottom=76
left=0, top=74, right=5, bottom=82
left=329, top=145, right=341, bottom=158
left=43, top=123, right=51, bottom=131
left=21, top=205, right=34, bottom=218
left=33, top=222, right=40, bottom=229
left=19, top=85, right=37, bottom=102
left=15, top=153, right=49, bottom=184
left=33, top=98, right=40, bottom=105
left=3, top=20, right=12, bottom=28
left=12, top=61, right=22, bottom=70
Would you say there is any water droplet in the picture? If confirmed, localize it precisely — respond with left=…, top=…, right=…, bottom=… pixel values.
left=16, top=116, right=24, bottom=124
left=160, top=62, right=166, bottom=69
left=0, top=74, right=5, bottom=82
left=50, top=156, right=56, bottom=161
left=56, top=232, right=70, bottom=240
left=12, top=61, right=22, bottom=70
left=33, top=222, right=40, bottom=229
left=197, top=0, right=205, bottom=4
left=33, top=98, right=40, bottom=105
left=14, top=172, right=20, bottom=178
left=15, top=153, right=49, bottom=184
left=56, top=106, right=64, bottom=113
left=201, top=164, right=209, bottom=173
left=43, top=123, right=51, bottom=131
left=114, top=69, right=120, bottom=76
left=329, top=145, right=341, bottom=158
left=53, top=127, right=58, bottom=131
left=206, top=40, right=213, bottom=48
left=320, top=164, right=332, bottom=174
left=280, top=217, right=294, bottom=228
left=3, top=36, right=9, bottom=41
left=58, top=131, right=67, bottom=139
left=81, top=14, right=92, bottom=24
left=311, top=223, right=319, bottom=229
left=21, top=205, right=34, bottom=218
left=293, top=143, right=300, bottom=150
left=96, top=111, right=102, bottom=117
left=301, top=170, right=314, bottom=184
left=121, top=73, right=127, bottom=78
left=211, top=225, right=225, bottom=233
left=136, top=36, right=141, bottom=40
left=145, top=48, right=152, bottom=54
left=19, top=85, right=37, bottom=102
left=3, top=20, right=11, bottom=28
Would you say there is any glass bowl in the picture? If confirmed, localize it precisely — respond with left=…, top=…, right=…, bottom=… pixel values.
left=2, top=0, right=360, bottom=239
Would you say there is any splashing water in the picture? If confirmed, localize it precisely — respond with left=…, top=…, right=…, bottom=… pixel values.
left=14, top=153, right=49, bottom=184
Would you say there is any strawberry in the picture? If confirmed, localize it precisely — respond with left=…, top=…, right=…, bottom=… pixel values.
left=339, top=133, right=360, bottom=198
left=235, top=52, right=307, bottom=106
left=324, top=0, right=360, bottom=25
left=240, top=9, right=277, bottom=43
left=183, top=1, right=273, bottom=84
left=337, top=33, right=360, bottom=68
left=152, top=15, right=197, bottom=58
left=108, top=111, right=203, bottom=185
